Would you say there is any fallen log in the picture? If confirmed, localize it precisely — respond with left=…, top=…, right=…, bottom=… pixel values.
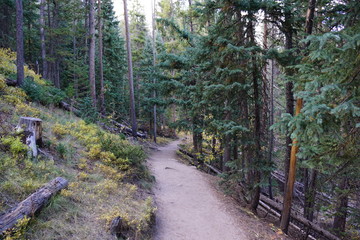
left=4, top=79, right=146, bottom=139
left=59, top=101, right=80, bottom=116
left=204, top=163, right=222, bottom=175
left=105, top=118, right=147, bottom=138
left=0, top=177, right=68, bottom=234
left=5, top=78, right=17, bottom=87
left=258, top=200, right=317, bottom=240
left=178, top=148, right=339, bottom=240
left=259, top=195, right=340, bottom=240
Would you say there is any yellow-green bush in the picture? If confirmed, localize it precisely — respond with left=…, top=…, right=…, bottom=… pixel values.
left=1, top=136, right=28, bottom=158
left=0, top=48, right=154, bottom=240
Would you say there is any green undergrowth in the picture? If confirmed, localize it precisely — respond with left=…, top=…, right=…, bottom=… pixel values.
left=0, top=49, right=155, bottom=240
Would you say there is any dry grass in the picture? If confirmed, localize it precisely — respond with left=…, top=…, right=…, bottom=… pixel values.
left=0, top=74, right=155, bottom=239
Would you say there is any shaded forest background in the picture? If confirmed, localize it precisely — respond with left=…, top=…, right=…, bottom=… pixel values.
left=0, top=0, right=359, bottom=239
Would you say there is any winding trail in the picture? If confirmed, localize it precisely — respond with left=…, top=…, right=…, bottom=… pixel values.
left=148, top=140, right=248, bottom=240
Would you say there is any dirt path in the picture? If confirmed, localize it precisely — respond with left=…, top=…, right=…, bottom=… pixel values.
left=148, top=140, right=249, bottom=240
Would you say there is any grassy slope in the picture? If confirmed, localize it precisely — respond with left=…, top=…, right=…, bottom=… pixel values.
left=0, top=49, right=155, bottom=240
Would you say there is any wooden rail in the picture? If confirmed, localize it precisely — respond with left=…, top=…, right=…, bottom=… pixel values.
left=177, top=147, right=340, bottom=240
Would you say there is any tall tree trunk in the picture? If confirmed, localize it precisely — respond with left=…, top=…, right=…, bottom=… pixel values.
left=89, top=0, right=96, bottom=107
left=53, top=0, right=60, bottom=88
left=123, top=0, right=138, bottom=138
left=263, top=12, right=273, bottom=200
left=223, top=101, right=231, bottom=172
left=47, top=0, right=53, bottom=84
left=40, top=0, right=47, bottom=79
left=188, top=0, right=193, bottom=33
left=280, top=0, right=317, bottom=233
left=98, top=0, right=104, bottom=114
left=212, top=137, right=216, bottom=156
left=16, top=0, right=24, bottom=86
left=283, top=4, right=294, bottom=191
left=233, top=137, right=238, bottom=162
left=267, top=58, right=274, bottom=200
left=192, top=118, right=202, bottom=155
left=73, top=20, right=78, bottom=98
left=249, top=15, right=261, bottom=213
left=152, top=0, right=157, bottom=143
left=84, top=0, right=89, bottom=63
left=304, top=169, right=317, bottom=221
left=333, top=177, right=349, bottom=236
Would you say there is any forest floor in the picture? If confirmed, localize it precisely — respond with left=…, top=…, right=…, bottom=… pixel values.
left=148, top=140, right=291, bottom=240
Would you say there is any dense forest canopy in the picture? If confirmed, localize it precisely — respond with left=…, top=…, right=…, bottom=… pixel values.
left=0, top=0, right=359, bottom=239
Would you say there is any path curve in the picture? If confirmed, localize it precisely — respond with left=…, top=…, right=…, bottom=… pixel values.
left=148, top=140, right=248, bottom=240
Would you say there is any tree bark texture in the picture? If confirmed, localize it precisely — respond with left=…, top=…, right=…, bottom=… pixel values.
left=249, top=16, right=261, bottom=213
left=98, top=0, right=105, bottom=114
left=281, top=0, right=317, bottom=233
left=152, top=0, right=157, bottom=143
left=123, top=0, right=138, bottom=138
left=280, top=99, right=303, bottom=232
left=16, top=117, right=43, bottom=157
left=40, top=0, right=47, bottom=79
left=0, top=177, right=68, bottom=234
left=332, top=177, right=349, bottom=236
left=16, top=0, right=24, bottom=86
left=304, top=169, right=317, bottom=221
left=89, top=0, right=96, bottom=107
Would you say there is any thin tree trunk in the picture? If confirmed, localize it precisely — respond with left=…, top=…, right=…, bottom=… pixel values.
left=16, top=0, right=24, bottom=86
left=283, top=7, right=294, bottom=191
left=73, top=20, right=78, bottom=98
left=223, top=106, right=231, bottom=172
left=40, top=0, right=47, bottom=79
left=53, top=0, right=60, bottom=88
left=268, top=58, right=275, bottom=200
left=123, top=0, right=138, bottom=138
left=98, top=0, right=104, bottom=114
left=333, top=177, right=349, bottom=236
left=249, top=15, right=261, bottom=213
left=280, top=99, right=303, bottom=232
left=152, top=0, right=157, bottom=143
left=188, top=0, right=193, bottom=33
left=233, top=137, right=238, bottom=162
left=89, top=0, right=96, bottom=107
left=263, top=12, right=273, bottom=200
left=47, top=0, right=53, bottom=84
left=84, top=0, right=89, bottom=63
left=304, top=169, right=317, bottom=221
left=280, top=0, right=317, bottom=233
left=212, top=137, right=216, bottom=156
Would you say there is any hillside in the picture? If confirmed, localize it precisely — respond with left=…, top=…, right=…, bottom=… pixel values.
left=0, top=49, right=155, bottom=239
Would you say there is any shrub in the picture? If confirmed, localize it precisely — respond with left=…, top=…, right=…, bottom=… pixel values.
left=77, top=97, right=99, bottom=123
left=1, top=136, right=28, bottom=158
left=56, top=143, right=67, bottom=158
left=22, top=78, right=66, bottom=105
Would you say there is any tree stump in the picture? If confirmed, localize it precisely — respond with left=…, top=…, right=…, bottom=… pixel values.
left=0, top=177, right=68, bottom=235
left=16, top=117, right=43, bottom=157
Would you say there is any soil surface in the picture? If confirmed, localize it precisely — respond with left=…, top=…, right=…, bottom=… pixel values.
left=148, top=140, right=291, bottom=240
